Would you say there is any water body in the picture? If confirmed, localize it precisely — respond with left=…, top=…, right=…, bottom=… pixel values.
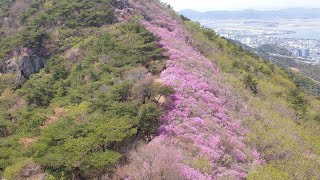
left=274, top=30, right=320, bottom=40
left=199, top=19, right=320, bottom=41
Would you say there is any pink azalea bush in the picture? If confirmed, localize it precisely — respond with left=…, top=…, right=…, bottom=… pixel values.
left=128, top=0, right=263, bottom=179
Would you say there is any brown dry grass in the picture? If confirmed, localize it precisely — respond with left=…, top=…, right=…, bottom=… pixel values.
left=290, top=67, right=301, bottom=73
left=18, top=137, right=38, bottom=147
left=40, top=107, right=65, bottom=129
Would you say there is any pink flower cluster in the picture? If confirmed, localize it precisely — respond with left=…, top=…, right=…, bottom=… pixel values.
left=130, top=0, right=263, bottom=179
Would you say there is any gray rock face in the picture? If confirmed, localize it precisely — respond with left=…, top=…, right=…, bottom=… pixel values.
left=0, top=47, right=46, bottom=83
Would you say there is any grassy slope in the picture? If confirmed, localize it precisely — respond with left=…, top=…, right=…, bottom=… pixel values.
left=183, top=20, right=320, bottom=179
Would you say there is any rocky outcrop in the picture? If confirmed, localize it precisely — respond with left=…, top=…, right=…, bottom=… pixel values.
left=0, top=47, right=46, bottom=83
left=16, top=162, right=47, bottom=180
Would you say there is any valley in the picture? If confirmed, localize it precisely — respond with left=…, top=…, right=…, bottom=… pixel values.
left=199, top=18, right=320, bottom=63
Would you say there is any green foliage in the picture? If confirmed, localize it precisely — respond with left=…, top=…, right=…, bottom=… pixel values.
left=258, top=48, right=320, bottom=94
left=32, top=114, right=137, bottom=178
left=244, top=74, right=258, bottom=95
left=258, top=44, right=293, bottom=56
left=18, top=56, right=69, bottom=107
left=314, top=113, right=320, bottom=122
left=0, top=21, right=172, bottom=178
left=0, top=34, right=23, bottom=59
left=0, top=0, right=14, bottom=16
left=21, top=27, right=48, bottom=49
left=291, top=73, right=320, bottom=95
left=20, top=75, right=55, bottom=107
left=93, top=23, right=165, bottom=68
left=3, top=158, right=32, bottom=180
left=192, top=156, right=212, bottom=174
left=20, top=0, right=117, bottom=28
left=79, top=151, right=122, bottom=177
left=1, top=0, right=119, bottom=65
left=109, top=81, right=132, bottom=102
left=202, top=27, right=218, bottom=41
left=0, top=90, right=18, bottom=138
left=288, top=89, right=309, bottom=118
left=137, top=102, right=163, bottom=135
left=0, top=74, right=17, bottom=95
left=18, top=108, right=48, bottom=133
left=180, top=15, right=190, bottom=21
left=131, top=79, right=171, bottom=104
left=248, top=164, right=291, bottom=180
left=44, top=56, right=68, bottom=80
left=0, top=138, right=22, bottom=173
left=155, top=83, right=175, bottom=97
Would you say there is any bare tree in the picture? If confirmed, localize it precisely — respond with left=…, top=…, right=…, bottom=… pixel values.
left=114, top=137, right=183, bottom=180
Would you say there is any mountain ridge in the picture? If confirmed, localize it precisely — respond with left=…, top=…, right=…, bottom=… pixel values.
left=179, top=8, right=320, bottom=19
left=0, top=0, right=320, bottom=179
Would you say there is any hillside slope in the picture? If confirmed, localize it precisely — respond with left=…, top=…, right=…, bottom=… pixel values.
left=0, top=0, right=320, bottom=179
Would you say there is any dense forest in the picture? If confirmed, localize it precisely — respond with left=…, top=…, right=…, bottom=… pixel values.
left=0, top=0, right=319, bottom=179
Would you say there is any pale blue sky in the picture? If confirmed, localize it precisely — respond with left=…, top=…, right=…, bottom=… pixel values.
left=160, top=0, right=320, bottom=11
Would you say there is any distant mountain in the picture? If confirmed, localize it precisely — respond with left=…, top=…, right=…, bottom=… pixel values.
left=179, top=8, right=320, bottom=19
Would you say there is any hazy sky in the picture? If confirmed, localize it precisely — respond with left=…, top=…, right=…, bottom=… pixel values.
left=160, top=0, right=320, bottom=11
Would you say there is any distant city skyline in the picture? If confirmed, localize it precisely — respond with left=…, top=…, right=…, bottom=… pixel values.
left=160, top=0, right=320, bottom=12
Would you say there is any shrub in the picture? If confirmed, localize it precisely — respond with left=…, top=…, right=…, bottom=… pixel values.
left=3, top=159, right=32, bottom=180
left=137, top=102, right=162, bottom=135
left=288, top=89, right=309, bottom=118
left=248, top=164, right=290, bottom=180
left=20, top=76, right=55, bottom=107
left=180, top=15, right=190, bottom=21
left=244, top=74, right=258, bottom=95
left=314, top=113, right=320, bottom=122
left=0, top=74, right=17, bottom=95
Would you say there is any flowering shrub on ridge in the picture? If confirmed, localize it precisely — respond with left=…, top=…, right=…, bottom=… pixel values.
left=128, top=0, right=263, bottom=179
